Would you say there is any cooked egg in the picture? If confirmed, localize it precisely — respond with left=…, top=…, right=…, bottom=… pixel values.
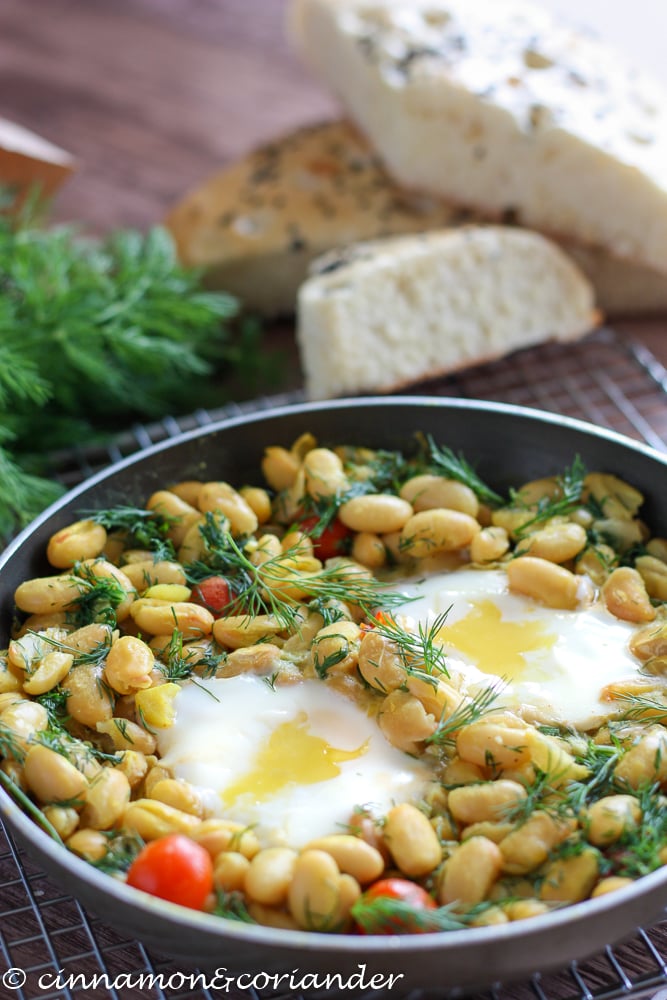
left=399, top=568, right=638, bottom=729
left=157, top=674, right=434, bottom=847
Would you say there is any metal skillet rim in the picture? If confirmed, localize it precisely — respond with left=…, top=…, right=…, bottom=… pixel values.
left=4, top=394, right=667, bottom=565
left=1, top=394, right=667, bottom=981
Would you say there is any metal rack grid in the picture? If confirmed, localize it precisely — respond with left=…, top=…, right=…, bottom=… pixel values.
left=2, top=325, right=667, bottom=1000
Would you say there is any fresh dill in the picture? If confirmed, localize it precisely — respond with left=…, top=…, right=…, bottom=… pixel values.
left=0, top=721, right=26, bottom=764
left=564, top=739, right=624, bottom=814
left=92, top=830, right=145, bottom=875
left=184, top=516, right=411, bottom=629
left=617, top=692, right=667, bottom=724
left=158, top=629, right=225, bottom=682
left=501, top=764, right=563, bottom=823
left=426, top=682, right=503, bottom=747
left=65, top=564, right=127, bottom=627
left=214, top=890, right=256, bottom=924
left=0, top=768, right=64, bottom=845
left=349, top=895, right=486, bottom=935
left=307, top=597, right=349, bottom=628
left=35, top=687, right=70, bottom=727
left=29, top=627, right=113, bottom=668
left=426, top=436, right=505, bottom=507
left=0, top=203, right=254, bottom=540
left=312, top=635, right=352, bottom=679
left=609, top=783, right=667, bottom=878
left=86, top=506, right=176, bottom=561
left=512, top=456, right=587, bottom=539
left=371, top=611, right=451, bottom=683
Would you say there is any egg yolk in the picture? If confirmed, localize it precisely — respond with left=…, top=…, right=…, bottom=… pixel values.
left=220, top=710, right=369, bottom=807
left=437, top=598, right=557, bottom=679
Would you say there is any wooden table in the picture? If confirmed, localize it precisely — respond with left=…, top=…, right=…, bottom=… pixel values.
left=0, top=3, right=666, bottom=999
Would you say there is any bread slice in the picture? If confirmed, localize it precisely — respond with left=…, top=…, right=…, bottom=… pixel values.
left=289, top=0, right=667, bottom=276
left=296, top=226, right=598, bottom=399
left=165, top=119, right=667, bottom=317
left=0, top=117, right=75, bottom=209
left=165, top=121, right=458, bottom=317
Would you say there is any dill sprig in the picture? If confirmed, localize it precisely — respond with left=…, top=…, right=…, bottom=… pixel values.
left=617, top=692, right=667, bottom=724
left=0, top=721, right=27, bottom=764
left=349, top=895, right=483, bottom=935
left=564, top=739, right=624, bottom=814
left=184, top=515, right=410, bottom=629
left=609, top=783, right=667, bottom=878
left=29, top=627, right=112, bottom=668
left=65, top=563, right=127, bottom=627
left=512, top=456, right=587, bottom=539
left=214, top=890, right=256, bottom=924
left=426, top=682, right=503, bottom=747
left=93, top=831, right=145, bottom=875
left=35, top=687, right=70, bottom=727
left=370, top=611, right=451, bottom=684
left=0, top=768, right=64, bottom=845
left=85, top=506, right=176, bottom=561
left=427, top=436, right=504, bottom=507
left=158, top=629, right=225, bottom=681
left=0, top=197, right=277, bottom=539
left=501, top=764, right=564, bottom=823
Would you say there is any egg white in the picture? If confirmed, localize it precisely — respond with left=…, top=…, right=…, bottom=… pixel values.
left=157, top=674, right=434, bottom=848
left=398, top=567, right=639, bottom=729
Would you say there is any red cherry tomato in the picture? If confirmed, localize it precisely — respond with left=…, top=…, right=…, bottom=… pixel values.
left=126, top=834, right=214, bottom=910
left=354, top=877, right=437, bottom=934
left=299, top=516, right=352, bottom=560
left=190, top=575, right=232, bottom=617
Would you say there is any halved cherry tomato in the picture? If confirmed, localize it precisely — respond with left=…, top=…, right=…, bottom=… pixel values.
left=190, top=575, right=232, bottom=617
left=353, top=877, right=437, bottom=934
left=126, top=833, right=214, bottom=910
left=299, top=515, right=352, bottom=560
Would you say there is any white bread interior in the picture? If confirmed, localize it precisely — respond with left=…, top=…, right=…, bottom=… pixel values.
left=297, top=226, right=598, bottom=399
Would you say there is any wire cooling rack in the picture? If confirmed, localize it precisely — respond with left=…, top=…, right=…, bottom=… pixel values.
left=2, top=325, right=667, bottom=1000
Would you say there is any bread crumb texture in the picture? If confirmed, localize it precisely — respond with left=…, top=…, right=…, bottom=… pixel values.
left=297, top=226, right=596, bottom=399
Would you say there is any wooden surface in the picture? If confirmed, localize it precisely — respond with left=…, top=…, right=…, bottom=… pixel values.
left=0, top=4, right=666, bottom=998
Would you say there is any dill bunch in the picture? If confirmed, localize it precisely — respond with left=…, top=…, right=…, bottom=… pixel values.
left=0, top=198, right=265, bottom=538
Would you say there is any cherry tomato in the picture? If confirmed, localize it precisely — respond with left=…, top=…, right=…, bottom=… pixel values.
left=299, top=515, right=352, bottom=560
left=354, top=877, right=437, bottom=934
left=126, top=834, right=214, bottom=910
left=190, top=575, right=232, bottom=617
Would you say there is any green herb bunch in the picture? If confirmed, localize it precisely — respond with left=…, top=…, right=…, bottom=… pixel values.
left=0, top=194, right=263, bottom=538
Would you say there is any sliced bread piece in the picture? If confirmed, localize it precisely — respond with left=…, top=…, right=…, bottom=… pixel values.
left=289, top=0, right=667, bottom=275
left=296, top=226, right=598, bottom=399
left=165, top=120, right=458, bottom=316
left=165, top=118, right=667, bottom=317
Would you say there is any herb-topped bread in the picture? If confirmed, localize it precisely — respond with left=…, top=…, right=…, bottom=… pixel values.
left=166, top=119, right=667, bottom=317
left=165, top=120, right=458, bottom=317
left=296, top=226, right=598, bottom=399
left=289, top=0, right=667, bottom=276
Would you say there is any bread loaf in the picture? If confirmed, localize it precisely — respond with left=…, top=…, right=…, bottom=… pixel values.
left=289, top=0, right=667, bottom=275
left=296, top=226, right=598, bottom=399
left=166, top=120, right=667, bottom=317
